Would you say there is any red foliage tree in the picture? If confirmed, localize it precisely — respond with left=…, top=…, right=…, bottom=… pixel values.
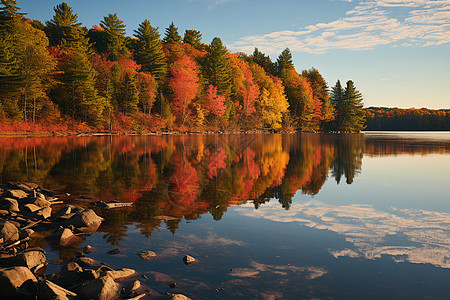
left=169, top=55, right=199, bottom=124
left=206, top=84, right=226, bottom=117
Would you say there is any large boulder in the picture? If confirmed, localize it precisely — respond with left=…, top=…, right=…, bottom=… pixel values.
left=0, top=266, right=37, bottom=297
left=4, top=189, right=28, bottom=200
left=64, top=209, right=103, bottom=229
left=1, top=198, right=19, bottom=212
left=57, top=262, right=83, bottom=288
left=103, top=268, right=136, bottom=281
left=38, top=280, right=77, bottom=300
left=0, top=220, right=19, bottom=243
left=7, top=182, right=38, bottom=193
left=9, top=248, right=46, bottom=271
left=77, top=275, right=119, bottom=300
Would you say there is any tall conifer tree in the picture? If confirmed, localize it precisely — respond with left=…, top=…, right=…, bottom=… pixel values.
left=134, top=19, right=166, bottom=80
left=163, top=22, right=181, bottom=43
left=183, top=29, right=202, bottom=49
left=100, top=13, right=128, bottom=60
left=45, top=2, right=90, bottom=53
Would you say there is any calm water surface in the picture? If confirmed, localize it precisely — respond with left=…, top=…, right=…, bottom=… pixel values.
left=1, top=132, right=450, bottom=299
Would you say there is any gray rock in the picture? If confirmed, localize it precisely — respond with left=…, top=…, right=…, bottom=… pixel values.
left=52, top=227, right=75, bottom=246
left=19, top=228, right=34, bottom=240
left=4, top=189, right=28, bottom=200
left=0, top=266, right=37, bottom=297
left=102, top=268, right=136, bottom=281
left=77, top=275, right=119, bottom=300
left=64, top=209, right=103, bottom=228
left=124, top=279, right=141, bottom=297
left=23, top=203, right=41, bottom=213
left=9, top=248, right=46, bottom=270
left=38, top=280, right=77, bottom=300
left=183, top=255, right=196, bottom=265
left=1, top=198, right=19, bottom=212
left=171, top=294, right=192, bottom=300
left=35, top=206, right=52, bottom=219
left=74, top=256, right=96, bottom=268
left=52, top=206, right=73, bottom=220
left=57, top=262, right=83, bottom=288
left=31, top=196, right=51, bottom=208
left=83, top=245, right=94, bottom=253
left=7, top=182, right=38, bottom=193
left=0, top=220, right=19, bottom=243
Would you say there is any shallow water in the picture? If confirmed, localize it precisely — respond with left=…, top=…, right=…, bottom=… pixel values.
left=1, top=132, right=450, bottom=299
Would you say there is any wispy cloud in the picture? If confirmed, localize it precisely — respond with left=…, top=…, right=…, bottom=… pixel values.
left=229, top=0, right=450, bottom=54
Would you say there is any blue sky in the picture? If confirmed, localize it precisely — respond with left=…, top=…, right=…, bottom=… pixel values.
left=18, top=0, right=450, bottom=109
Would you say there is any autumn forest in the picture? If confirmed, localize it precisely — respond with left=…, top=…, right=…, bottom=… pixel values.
left=0, top=1, right=368, bottom=134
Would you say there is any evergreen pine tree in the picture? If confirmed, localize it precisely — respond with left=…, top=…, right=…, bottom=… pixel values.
left=134, top=19, right=166, bottom=80
left=120, top=71, right=139, bottom=114
left=343, top=80, right=365, bottom=132
left=183, top=29, right=202, bottom=49
left=252, top=48, right=275, bottom=76
left=331, top=80, right=344, bottom=131
left=45, top=2, right=91, bottom=53
left=276, top=48, right=294, bottom=75
left=0, top=0, right=24, bottom=118
left=163, top=22, right=181, bottom=43
left=203, top=37, right=232, bottom=97
left=100, top=13, right=128, bottom=60
left=58, top=49, right=107, bottom=125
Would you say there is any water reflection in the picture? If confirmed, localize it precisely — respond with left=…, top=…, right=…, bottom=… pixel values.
left=1, top=133, right=450, bottom=246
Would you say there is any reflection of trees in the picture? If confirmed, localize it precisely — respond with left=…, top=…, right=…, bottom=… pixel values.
left=331, top=134, right=364, bottom=184
left=1, top=132, right=379, bottom=241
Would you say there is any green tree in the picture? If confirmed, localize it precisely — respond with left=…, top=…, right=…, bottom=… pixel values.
left=19, top=22, right=57, bottom=122
left=343, top=80, right=365, bottom=132
left=276, top=48, right=294, bottom=75
left=120, top=71, right=139, bottom=114
left=203, top=37, right=232, bottom=97
left=251, top=48, right=275, bottom=76
left=183, top=29, right=202, bottom=49
left=330, top=80, right=345, bottom=131
left=45, top=2, right=90, bottom=53
left=0, top=0, right=24, bottom=118
left=134, top=19, right=166, bottom=80
left=57, top=49, right=107, bottom=125
left=163, top=22, right=181, bottom=43
left=100, top=13, right=129, bottom=60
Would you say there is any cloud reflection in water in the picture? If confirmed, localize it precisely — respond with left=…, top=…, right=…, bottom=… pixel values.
left=235, top=200, right=450, bottom=269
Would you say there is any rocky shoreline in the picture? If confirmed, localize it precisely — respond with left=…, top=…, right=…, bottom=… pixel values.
left=0, top=182, right=193, bottom=300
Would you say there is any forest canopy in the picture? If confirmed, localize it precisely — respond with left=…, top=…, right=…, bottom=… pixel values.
left=1, top=0, right=368, bottom=133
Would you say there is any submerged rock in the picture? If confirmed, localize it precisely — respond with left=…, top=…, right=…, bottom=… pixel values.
left=137, top=250, right=156, bottom=260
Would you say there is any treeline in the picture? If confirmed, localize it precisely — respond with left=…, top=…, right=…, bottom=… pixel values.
left=365, top=107, right=450, bottom=131
left=0, top=1, right=365, bottom=133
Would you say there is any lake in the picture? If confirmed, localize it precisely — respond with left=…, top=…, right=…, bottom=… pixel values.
left=1, top=132, right=450, bottom=299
